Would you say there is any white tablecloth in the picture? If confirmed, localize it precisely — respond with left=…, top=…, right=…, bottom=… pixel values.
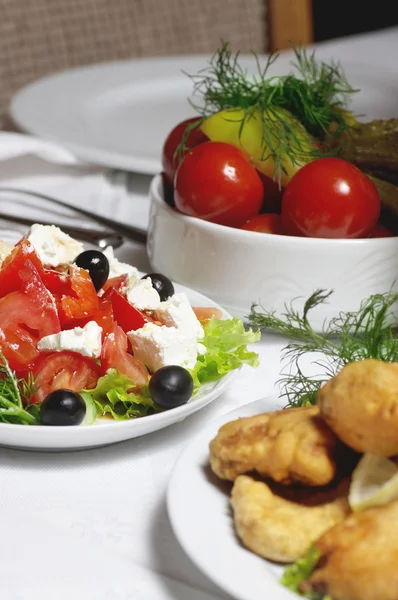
left=2, top=26, right=398, bottom=600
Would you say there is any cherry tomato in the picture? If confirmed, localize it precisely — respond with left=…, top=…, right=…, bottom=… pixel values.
left=175, top=142, right=263, bottom=228
left=162, top=117, right=208, bottom=185
left=101, top=324, right=149, bottom=386
left=281, top=158, right=381, bottom=238
left=241, top=213, right=283, bottom=234
left=258, top=173, right=283, bottom=214
left=368, top=223, right=396, bottom=238
left=30, top=351, right=101, bottom=404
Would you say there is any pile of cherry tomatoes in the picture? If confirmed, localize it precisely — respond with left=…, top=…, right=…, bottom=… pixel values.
left=162, top=117, right=393, bottom=239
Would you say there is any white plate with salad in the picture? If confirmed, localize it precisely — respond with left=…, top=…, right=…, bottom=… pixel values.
left=167, top=395, right=292, bottom=600
left=0, top=225, right=259, bottom=451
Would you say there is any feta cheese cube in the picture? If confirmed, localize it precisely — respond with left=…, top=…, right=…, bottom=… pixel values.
left=128, top=323, right=199, bottom=371
left=27, top=223, right=84, bottom=267
left=126, top=277, right=161, bottom=311
left=37, top=321, right=102, bottom=358
left=103, top=246, right=140, bottom=283
left=155, top=292, right=204, bottom=340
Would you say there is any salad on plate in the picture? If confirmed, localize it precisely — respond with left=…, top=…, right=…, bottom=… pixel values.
left=0, top=223, right=259, bottom=427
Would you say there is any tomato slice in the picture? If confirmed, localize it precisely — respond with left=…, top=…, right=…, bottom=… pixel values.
left=31, top=351, right=101, bottom=404
left=42, top=269, right=71, bottom=296
left=0, top=255, right=61, bottom=370
left=0, top=239, right=44, bottom=297
left=63, top=295, right=115, bottom=337
left=60, top=265, right=99, bottom=325
left=192, top=306, right=223, bottom=324
left=101, top=324, right=149, bottom=385
left=102, top=274, right=129, bottom=294
left=104, top=288, right=147, bottom=333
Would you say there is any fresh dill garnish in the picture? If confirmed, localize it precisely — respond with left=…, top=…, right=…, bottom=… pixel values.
left=183, top=42, right=358, bottom=181
left=0, top=353, right=38, bottom=424
left=248, top=290, right=398, bottom=408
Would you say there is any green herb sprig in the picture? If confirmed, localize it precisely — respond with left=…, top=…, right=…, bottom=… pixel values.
left=248, top=289, right=398, bottom=407
left=183, top=42, right=358, bottom=180
left=0, top=354, right=39, bottom=424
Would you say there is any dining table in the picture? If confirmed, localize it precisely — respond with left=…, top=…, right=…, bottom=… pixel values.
left=1, top=25, right=398, bottom=600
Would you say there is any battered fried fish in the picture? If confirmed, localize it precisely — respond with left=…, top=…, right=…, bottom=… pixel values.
left=318, top=358, right=398, bottom=456
left=230, top=475, right=350, bottom=563
left=301, top=500, right=398, bottom=600
left=210, top=406, right=348, bottom=486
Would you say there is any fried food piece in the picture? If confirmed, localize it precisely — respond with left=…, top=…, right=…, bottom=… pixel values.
left=209, top=406, right=347, bottom=486
left=301, top=500, right=398, bottom=600
left=230, top=475, right=350, bottom=563
left=318, top=359, right=398, bottom=456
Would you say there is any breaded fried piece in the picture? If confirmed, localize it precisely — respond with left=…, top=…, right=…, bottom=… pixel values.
left=319, top=358, right=398, bottom=456
left=210, top=406, right=346, bottom=486
left=230, top=475, right=350, bottom=563
left=301, top=500, right=398, bottom=600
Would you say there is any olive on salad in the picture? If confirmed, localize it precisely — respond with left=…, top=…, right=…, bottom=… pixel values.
left=40, top=389, right=87, bottom=426
left=74, top=250, right=110, bottom=291
left=149, top=365, right=194, bottom=409
left=141, top=273, right=175, bottom=301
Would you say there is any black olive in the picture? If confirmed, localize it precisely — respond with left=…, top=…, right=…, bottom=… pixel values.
left=141, top=273, right=174, bottom=301
left=74, top=250, right=109, bottom=291
left=40, top=389, right=86, bottom=426
left=149, top=365, right=193, bottom=409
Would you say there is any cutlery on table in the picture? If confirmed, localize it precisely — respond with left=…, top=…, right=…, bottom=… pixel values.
left=0, top=212, right=124, bottom=249
left=0, top=186, right=148, bottom=245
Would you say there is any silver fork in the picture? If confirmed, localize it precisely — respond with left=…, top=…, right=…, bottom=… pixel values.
left=0, top=186, right=148, bottom=245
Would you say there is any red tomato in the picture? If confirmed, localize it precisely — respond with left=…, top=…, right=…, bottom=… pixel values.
left=0, top=239, right=44, bottom=297
left=60, top=265, right=99, bottom=325
left=0, top=256, right=62, bottom=371
left=192, top=306, right=224, bottom=324
left=175, top=142, right=263, bottom=227
left=101, top=324, right=149, bottom=385
left=241, top=213, right=283, bottom=234
left=42, top=269, right=71, bottom=296
left=258, top=173, right=283, bottom=214
left=281, top=158, right=381, bottom=238
left=162, top=117, right=208, bottom=185
left=368, top=223, right=396, bottom=238
left=0, top=293, right=40, bottom=369
left=102, top=274, right=129, bottom=294
left=103, top=288, right=147, bottom=333
left=30, top=351, right=101, bottom=404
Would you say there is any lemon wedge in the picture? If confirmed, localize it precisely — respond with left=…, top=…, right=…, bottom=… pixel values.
left=349, top=453, right=398, bottom=512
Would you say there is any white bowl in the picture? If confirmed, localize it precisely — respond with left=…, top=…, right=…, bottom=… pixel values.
left=147, top=174, right=398, bottom=330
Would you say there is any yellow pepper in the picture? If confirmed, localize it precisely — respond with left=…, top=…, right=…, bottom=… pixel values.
left=201, top=107, right=316, bottom=187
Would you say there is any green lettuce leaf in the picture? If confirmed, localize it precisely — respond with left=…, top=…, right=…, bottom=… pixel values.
left=280, top=545, right=327, bottom=599
left=86, top=369, right=158, bottom=421
left=85, top=317, right=260, bottom=419
left=190, top=317, right=260, bottom=386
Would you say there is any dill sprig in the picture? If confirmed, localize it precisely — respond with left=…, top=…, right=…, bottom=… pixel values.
left=183, top=42, right=358, bottom=181
left=0, top=353, right=38, bottom=424
left=248, top=290, right=398, bottom=408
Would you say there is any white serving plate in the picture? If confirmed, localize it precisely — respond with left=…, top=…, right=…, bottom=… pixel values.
left=0, top=226, right=237, bottom=451
left=167, top=395, right=299, bottom=600
left=10, top=55, right=398, bottom=173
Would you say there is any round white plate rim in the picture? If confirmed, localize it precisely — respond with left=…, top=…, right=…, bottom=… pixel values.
left=10, top=55, right=398, bottom=173
left=0, top=278, right=238, bottom=451
left=167, top=395, right=300, bottom=600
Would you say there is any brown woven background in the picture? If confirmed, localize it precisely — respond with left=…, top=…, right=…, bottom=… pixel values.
left=0, top=0, right=267, bottom=129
